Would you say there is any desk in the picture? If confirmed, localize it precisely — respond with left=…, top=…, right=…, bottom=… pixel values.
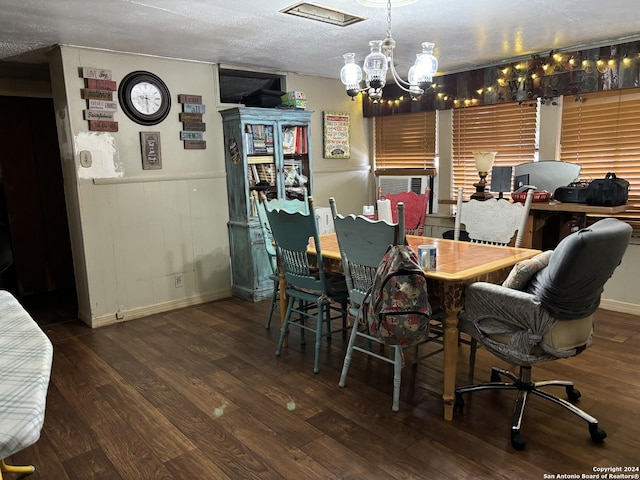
left=306, top=234, right=540, bottom=420
left=523, top=202, right=628, bottom=249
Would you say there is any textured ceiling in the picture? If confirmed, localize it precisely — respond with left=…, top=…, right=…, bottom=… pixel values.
left=1, top=0, right=639, bottom=80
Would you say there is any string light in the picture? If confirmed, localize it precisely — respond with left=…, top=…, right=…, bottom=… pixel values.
left=367, top=42, right=639, bottom=110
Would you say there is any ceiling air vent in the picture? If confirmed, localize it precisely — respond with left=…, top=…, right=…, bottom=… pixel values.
left=281, top=2, right=365, bottom=27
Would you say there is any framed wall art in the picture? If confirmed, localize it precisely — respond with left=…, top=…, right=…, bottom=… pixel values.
left=323, top=111, right=350, bottom=159
left=140, top=131, right=162, bottom=169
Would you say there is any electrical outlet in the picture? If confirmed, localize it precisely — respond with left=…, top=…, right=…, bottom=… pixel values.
left=175, top=274, right=184, bottom=288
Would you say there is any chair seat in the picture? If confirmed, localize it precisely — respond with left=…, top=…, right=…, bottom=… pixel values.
left=487, top=315, right=594, bottom=357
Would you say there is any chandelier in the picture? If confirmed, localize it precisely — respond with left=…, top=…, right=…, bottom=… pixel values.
left=340, top=0, right=438, bottom=103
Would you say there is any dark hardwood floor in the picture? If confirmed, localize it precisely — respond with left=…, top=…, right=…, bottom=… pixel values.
left=8, top=297, right=639, bottom=479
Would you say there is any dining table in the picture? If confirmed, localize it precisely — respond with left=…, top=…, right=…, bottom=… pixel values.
left=279, top=234, right=541, bottom=420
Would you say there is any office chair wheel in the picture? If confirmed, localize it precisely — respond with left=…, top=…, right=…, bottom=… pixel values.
left=566, top=385, right=581, bottom=402
left=589, top=424, right=607, bottom=443
left=510, top=430, right=526, bottom=450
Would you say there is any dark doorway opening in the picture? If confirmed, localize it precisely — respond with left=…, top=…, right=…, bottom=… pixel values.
left=0, top=96, right=77, bottom=325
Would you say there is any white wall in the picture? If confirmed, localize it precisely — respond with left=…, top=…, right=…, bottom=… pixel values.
left=48, top=47, right=372, bottom=326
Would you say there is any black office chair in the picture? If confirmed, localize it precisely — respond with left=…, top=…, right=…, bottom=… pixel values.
left=454, top=218, right=632, bottom=449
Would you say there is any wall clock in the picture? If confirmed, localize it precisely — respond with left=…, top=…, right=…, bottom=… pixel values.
left=118, top=71, right=171, bottom=126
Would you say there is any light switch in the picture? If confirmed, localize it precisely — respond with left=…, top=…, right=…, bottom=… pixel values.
left=80, top=150, right=92, bottom=168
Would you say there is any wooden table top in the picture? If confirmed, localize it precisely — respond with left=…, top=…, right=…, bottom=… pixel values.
left=313, top=234, right=541, bottom=282
left=528, top=201, right=628, bottom=214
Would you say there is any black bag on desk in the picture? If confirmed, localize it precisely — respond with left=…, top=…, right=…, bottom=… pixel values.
left=586, top=172, right=629, bottom=206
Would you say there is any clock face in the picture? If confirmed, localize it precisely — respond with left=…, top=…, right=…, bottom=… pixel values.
left=130, top=82, right=163, bottom=115
left=118, top=71, right=171, bottom=125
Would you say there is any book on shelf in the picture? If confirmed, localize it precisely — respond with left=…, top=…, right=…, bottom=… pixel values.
left=282, top=126, right=308, bottom=155
left=247, top=155, right=275, bottom=164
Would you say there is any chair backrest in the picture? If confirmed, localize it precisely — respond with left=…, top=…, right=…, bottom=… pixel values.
left=253, top=191, right=277, bottom=275
left=263, top=193, right=327, bottom=293
left=527, top=217, right=632, bottom=320
left=454, top=187, right=534, bottom=246
left=263, top=187, right=309, bottom=215
left=379, top=188, right=429, bottom=235
left=330, top=197, right=405, bottom=313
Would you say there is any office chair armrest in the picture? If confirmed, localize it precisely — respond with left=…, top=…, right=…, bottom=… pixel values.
left=459, top=282, right=562, bottom=364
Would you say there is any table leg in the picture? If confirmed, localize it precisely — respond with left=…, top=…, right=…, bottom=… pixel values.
left=441, top=282, right=464, bottom=421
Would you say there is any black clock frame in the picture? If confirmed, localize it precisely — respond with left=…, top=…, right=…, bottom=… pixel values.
left=118, top=71, right=171, bottom=126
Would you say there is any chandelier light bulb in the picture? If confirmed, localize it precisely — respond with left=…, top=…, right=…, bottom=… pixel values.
left=411, top=42, right=438, bottom=88
left=340, top=53, right=363, bottom=98
left=363, top=40, right=388, bottom=90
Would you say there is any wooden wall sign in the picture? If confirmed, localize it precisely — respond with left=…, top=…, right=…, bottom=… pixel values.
left=84, top=110, right=115, bottom=121
left=178, top=93, right=206, bottom=149
left=81, top=89, right=113, bottom=101
left=140, top=132, right=162, bottom=169
left=80, top=67, right=112, bottom=80
left=88, top=99, right=117, bottom=111
left=182, top=103, right=206, bottom=114
left=180, top=131, right=204, bottom=141
left=184, top=140, right=207, bottom=149
left=81, top=67, right=118, bottom=132
left=178, top=94, right=202, bottom=104
left=182, top=121, right=206, bottom=131
left=89, top=120, right=118, bottom=132
left=86, top=78, right=117, bottom=91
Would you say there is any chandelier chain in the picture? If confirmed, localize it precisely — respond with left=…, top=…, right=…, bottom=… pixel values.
left=386, top=0, right=392, bottom=39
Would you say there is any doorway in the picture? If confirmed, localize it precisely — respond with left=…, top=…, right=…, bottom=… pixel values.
left=0, top=96, right=77, bottom=325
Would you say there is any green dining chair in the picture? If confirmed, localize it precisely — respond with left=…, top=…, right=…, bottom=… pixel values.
left=331, top=197, right=437, bottom=411
left=266, top=194, right=348, bottom=374
left=254, top=189, right=309, bottom=329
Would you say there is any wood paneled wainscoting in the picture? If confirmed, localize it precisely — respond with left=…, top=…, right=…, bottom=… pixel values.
left=13, top=298, right=640, bottom=479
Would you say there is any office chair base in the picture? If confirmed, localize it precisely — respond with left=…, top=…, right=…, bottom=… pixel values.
left=454, top=366, right=607, bottom=450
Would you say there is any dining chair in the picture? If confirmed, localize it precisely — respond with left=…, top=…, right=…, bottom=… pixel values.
left=330, top=197, right=435, bottom=412
left=255, top=189, right=310, bottom=329
left=454, top=187, right=534, bottom=247
left=450, top=187, right=535, bottom=379
left=378, top=187, right=430, bottom=236
left=454, top=218, right=632, bottom=449
left=262, top=187, right=309, bottom=215
left=266, top=194, right=349, bottom=374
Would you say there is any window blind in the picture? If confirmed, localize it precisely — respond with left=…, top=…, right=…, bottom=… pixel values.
left=374, top=111, right=437, bottom=176
left=561, top=88, right=640, bottom=205
left=452, top=101, right=538, bottom=199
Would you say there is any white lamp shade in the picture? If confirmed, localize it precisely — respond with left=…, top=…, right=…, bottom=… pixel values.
left=341, top=53, right=363, bottom=89
left=473, top=151, right=497, bottom=171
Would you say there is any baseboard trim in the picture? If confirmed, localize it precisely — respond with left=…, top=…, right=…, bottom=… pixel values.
left=599, top=298, right=640, bottom=315
left=90, top=289, right=232, bottom=328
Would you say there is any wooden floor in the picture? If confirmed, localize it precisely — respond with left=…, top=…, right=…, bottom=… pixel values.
left=8, top=297, right=640, bottom=479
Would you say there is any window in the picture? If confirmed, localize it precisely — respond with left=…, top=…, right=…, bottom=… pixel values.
left=452, top=101, right=538, bottom=198
left=374, top=111, right=437, bottom=176
left=561, top=88, right=640, bottom=205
